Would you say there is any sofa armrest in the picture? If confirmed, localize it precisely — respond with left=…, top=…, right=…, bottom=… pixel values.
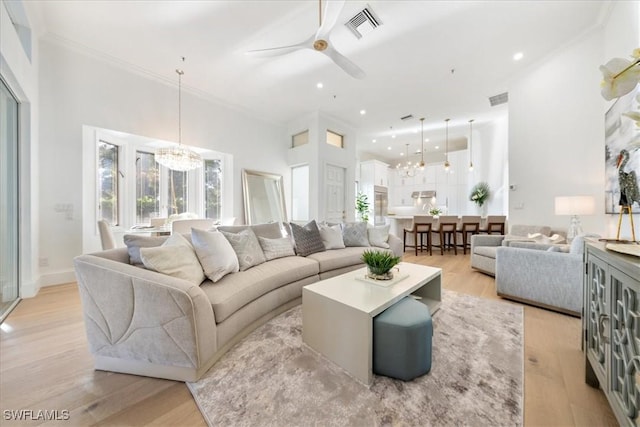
left=73, top=254, right=217, bottom=372
left=495, top=247, right=582, bottom=313
left=470, top=234, right=504, bottom=253
left=388, top=234, right=404, bottom=258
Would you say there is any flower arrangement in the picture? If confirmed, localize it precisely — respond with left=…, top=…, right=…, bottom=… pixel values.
left=428, top=206, right=442, bottom=216
left=355, top=192, right=370, bottom=223
left=469, top=182, right=490, bottom=207
left=600, top=48, right=640, bottom=126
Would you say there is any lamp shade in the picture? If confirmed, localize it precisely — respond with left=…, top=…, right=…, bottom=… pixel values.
left=554, top=196, right=595, bottom=216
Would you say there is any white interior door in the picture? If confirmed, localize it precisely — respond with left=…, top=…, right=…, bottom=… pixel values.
left=325, top=164, right=345, bottom=223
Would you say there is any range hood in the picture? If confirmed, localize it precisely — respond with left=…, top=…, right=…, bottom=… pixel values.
left=411, top=190, right=436, bottom=199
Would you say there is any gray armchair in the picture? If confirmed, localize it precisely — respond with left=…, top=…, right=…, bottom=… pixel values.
left=495, top=238, right=587, bottom=316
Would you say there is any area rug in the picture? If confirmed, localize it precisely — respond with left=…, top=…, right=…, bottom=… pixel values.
left=187, top=290, right=523, bottom=426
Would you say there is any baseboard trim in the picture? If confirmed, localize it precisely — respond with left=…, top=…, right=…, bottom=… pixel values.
left=39, top=270, right=76, bottom=287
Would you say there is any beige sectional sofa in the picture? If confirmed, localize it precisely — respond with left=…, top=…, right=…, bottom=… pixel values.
left=73, top=222, right=402, bottom=382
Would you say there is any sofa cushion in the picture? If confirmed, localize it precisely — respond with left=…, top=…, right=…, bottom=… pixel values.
left=258, top=236, right=296, bottom=261
left=191, top=228, right=239, bottom=282
left=139, top=233, right=205, bottom=285
left=290, top=220, right=326, bottom=257
left=318, top=223, right=345, bottom=250
left=123, top=234, right=168, bottom=265
left=510, top=225, right=552, bottom=237
left=368, top=224, right=390, bottom=249
left=342, top=222, right=370, bottom=247
left=474, top=246, right=498, bottom=259
left=306, top=246, right=372, bottom=273
left=220, top=228, right=266, bottom=271
left=200, top=256, right=319, bottom=323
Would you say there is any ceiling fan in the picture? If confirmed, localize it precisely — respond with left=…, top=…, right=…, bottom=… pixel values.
left=246, top=0, right=365, bottom=79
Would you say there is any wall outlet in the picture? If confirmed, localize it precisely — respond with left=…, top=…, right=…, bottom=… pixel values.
left=39, top=257, right=49, bottom=267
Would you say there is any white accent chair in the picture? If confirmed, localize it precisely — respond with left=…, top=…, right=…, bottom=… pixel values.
left=97, top=220, right=116, bottom=250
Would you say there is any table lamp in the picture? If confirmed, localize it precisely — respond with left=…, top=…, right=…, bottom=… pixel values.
left=554, top=196, right=595, bottom=242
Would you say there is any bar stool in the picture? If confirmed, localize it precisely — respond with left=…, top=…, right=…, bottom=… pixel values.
left=432, top=215, right=458, bottom=255
left=403, top=215, right=433, bottom=256
left=479, top=215, right=507, bottom=235
left=457, top=215, right=481, bottom=254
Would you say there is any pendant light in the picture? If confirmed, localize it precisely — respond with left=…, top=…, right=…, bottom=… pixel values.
left=468, top=119, right=474, bottom=171
left=397, top=143, right=417, bottom=178
left=156, top=60, right=202, bottom=172
left=443, top=118, right=450, bottom=171
left=418, top=117, right=426, bottom=170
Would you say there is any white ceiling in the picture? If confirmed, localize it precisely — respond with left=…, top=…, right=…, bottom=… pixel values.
left=29, top=0, right=607, bottom=164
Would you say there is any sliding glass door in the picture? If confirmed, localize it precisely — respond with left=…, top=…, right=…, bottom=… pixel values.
left=0, top=78, right=20, bottom=320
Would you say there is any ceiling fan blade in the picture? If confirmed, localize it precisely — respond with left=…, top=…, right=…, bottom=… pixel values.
left=246, top=36, right=313, bottom=58
left=323, top=45, right=366, bottom=79
left=316, top=0, right=346, bottom=41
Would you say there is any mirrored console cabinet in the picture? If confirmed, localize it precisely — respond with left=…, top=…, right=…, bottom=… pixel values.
left=584, top=240, right=640, bottom=426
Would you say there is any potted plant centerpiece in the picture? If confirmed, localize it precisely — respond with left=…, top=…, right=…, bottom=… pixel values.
left=356, top=192, right=370, bottom=223
left=469, top=182, right=490, bottom=216
left=361, top=249, right=401, bottom=280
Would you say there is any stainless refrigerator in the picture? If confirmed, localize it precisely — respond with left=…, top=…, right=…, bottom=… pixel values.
left=373, top=186, right=388, bottom=226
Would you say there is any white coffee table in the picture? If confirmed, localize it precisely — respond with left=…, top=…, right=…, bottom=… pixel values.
left=302, top=262, right=442, bottom=386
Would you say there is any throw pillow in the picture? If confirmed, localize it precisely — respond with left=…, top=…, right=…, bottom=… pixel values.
left=342, top=222, right=370, bottom=247
left=289, top=220, right=326, bottom=257
left=220, top=228, right=266, bottom=271
left=191, top=228, right=239, bottom=282
left=139, top=233, right=205, bottom=285
left=258, top=236, right=296, bottom=261
left=569, top=233, right=600, bottom=255
left=368, top=224, right=390, bottom=249
left=318, top=223, right=345, bottom=250
left=123, top=234, right=168, bottom=265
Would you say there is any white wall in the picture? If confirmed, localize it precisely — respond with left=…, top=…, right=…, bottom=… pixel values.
left=509, top=2, right=639, bottom=238
left=475, top=115, right=509, bottom=217
left=38, top=38, right=287, bottom=285
left=509, top=31, right=606, bottom=235
left=0, top=0, right=40, bottom=297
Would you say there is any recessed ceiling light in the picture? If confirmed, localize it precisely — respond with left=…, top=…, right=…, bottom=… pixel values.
left=360, top=109, right=366, bottom=115
left=435, top=145, right=439, bottom=149
left=400, top=152, right=404, bottom=156
left=391, top=134, right=396, bottom=139
left=372, top=139, right=376, bottom=143
left=317, top=82, right=323, bottom=89
left=425, top=138, right=430, bottom=142
left=387, top=146, right=392, bottom=150
left=413, top=129, right=418, bottom=134
left=513, top=52, right=524, bottom=61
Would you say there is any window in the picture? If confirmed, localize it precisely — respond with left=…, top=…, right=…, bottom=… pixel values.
left=292, top=130, right=309, bottom=148
left=291, top=165, right=309, bottom=221
left=98, top=141, right=119, bottom=225
left=326, top=130, right=343, bottom=148
left=204, top=159, right=222, bottom=219
left=168, top=170, right=188, bottom=215
left=135, top=151, right=160, bottom=223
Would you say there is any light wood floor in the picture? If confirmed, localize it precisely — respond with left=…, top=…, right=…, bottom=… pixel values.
left=0, top=252, right=617, bottom=426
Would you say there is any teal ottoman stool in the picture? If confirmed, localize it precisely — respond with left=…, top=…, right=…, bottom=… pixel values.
left=373, top=296, right=433, bottom=381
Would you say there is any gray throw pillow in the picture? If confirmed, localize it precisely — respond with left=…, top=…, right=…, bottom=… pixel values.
left=258, top=236, right=296, bottom=261
left=220, top=228, right=266, bottom=271
left=318, top=223, right=345, bottom=250
left=342, top=222, right=370, bottom=247
left=290, top=220, right=326, bottom=257
left=191, top=228, right=239, bottom=282
left=123, top=234, right=168, bottom=265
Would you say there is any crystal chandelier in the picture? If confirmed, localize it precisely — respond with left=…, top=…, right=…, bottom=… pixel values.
left=397, top=144, right=418, bottom=177
left=156, top=65, right=202, bottom=172
left=443, top=118, right=450, bottom=171
left=468, top=119, right=474, bottom=171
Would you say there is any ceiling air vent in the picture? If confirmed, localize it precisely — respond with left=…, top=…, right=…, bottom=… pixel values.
left=400, top=114, right=414, bottom=121
left=489, top=92, right=509, bottom=107
left=345, top=5, right=382, bottom=39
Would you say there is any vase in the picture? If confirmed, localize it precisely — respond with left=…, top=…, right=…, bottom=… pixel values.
left=477, top=203, right=488, bottom=218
